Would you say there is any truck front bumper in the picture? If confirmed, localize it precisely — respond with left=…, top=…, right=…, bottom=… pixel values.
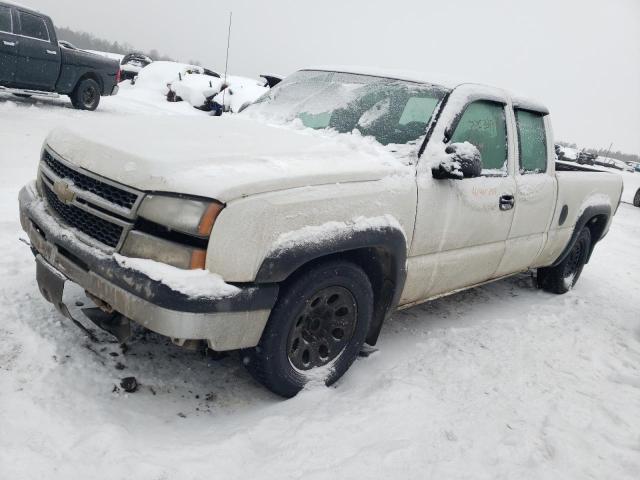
left=19, top=181, right=278, bottom=350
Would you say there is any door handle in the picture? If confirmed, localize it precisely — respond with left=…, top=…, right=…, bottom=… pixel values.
left=499, top=194, right=515, bottom=211
left=3, top=40, right=16, bottom=47
left=46, top=49, right=57, bottom=55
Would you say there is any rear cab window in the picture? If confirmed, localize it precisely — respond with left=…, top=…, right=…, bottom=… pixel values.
left=515, top=109, right=548, bottom=173
left=18, top=11, right=50, bottom=41
left=450, top=100, right=508, bottom=176
left=0, top=5, right=13, bottom=33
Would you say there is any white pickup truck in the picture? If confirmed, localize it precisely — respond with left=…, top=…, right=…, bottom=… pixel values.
left=19, top=67, right=623, bottom=397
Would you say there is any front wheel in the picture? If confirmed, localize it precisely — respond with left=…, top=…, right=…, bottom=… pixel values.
left=633, top=188, right=640, bottom=207
left=243, top=260, right=373, bottom=398
left=70, top=78, right=101, bottom=111
left=537, top=227, right=591, bottom=294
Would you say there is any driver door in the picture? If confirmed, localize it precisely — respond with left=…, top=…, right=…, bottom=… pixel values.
left=401, top=86, right=517, bottom=305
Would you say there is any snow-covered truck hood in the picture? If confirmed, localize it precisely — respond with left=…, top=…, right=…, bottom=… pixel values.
left=45, top=116, right=405, bottom=202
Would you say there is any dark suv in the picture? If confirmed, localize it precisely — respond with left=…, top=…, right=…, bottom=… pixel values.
left=0, top=2, right=119, bottom=110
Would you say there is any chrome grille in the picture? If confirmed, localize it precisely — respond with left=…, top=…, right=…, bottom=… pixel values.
left=42, top=150, right=139, bottom=209
left=43, top=183, right=124, bottom=248
left=39, top=147, right=142, bottom=249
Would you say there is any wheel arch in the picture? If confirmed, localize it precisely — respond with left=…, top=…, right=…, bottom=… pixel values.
left=551, top=204, right=611, bottom=267
left=73, top=72, right=103, bottom=93
left=254, top=226, right=408, bottom=346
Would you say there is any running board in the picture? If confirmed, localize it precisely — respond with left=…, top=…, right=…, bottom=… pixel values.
left=0, top=86, right=60, bottom=98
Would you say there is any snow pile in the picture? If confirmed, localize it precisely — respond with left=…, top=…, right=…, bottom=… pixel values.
left=114, top=254, right=240, bottom=299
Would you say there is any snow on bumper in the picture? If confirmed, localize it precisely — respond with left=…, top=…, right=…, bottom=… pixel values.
left=18, top=182, right=277, bottom=350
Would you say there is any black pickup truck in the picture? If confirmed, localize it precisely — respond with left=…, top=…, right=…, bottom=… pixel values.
left=0, top=2, right=119, bottom=110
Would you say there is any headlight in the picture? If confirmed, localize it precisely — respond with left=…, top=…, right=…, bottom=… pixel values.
left=120, top=194, right=224, bottom=270
left=121, top=231, right=207, bottom=270
left=137, top=194, right=223, bottom=237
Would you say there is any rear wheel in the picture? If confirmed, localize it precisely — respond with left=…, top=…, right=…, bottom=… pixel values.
left=633, top=188, right=640, bottom=207
left=537, top=227, right=591, bottom=294
left=243, top=260, right=373, bottom=398
left=70, top=78, right=101, bottom=111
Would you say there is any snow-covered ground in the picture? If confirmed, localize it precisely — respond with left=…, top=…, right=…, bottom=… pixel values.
left=1, top=93, right=639, bottom=480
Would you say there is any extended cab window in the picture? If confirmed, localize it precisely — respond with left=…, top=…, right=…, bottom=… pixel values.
left=515, top=109, right=547, bottom=173
left=18, top=11, right=49, bottom=41
left=0, top=6, right=12, bottom=33
left=450, top=100, right=508, bottom=175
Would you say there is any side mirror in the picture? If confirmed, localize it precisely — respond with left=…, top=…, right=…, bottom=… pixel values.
left=432, top=142, right=483, bottom=180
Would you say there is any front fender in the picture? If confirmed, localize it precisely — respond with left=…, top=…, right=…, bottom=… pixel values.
left=255, top=219, right=408, bottom=346
left=255, top=220, right=407, bottom=283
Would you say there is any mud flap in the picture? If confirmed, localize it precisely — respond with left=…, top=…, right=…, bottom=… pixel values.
left=35, top=255, right=99, bottom=342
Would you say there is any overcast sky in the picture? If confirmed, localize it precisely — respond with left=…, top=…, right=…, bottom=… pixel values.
left=26, top=0, right=640, bottom=153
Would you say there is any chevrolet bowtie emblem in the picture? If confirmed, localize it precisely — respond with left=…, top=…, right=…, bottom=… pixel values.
left=52, top=178, right=76, bottom=205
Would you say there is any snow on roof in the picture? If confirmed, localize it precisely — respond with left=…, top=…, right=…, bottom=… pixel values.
left=512, top=96, right=549, bottom=115
left=304, top=65, right=549, bottom=113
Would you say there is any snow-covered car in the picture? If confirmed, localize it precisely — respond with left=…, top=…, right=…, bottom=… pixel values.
left=119, top=52, right=153, bottom=82
left=168, top=72, right=269, bottom=113
left=18, top=67, right=624, bottom=398
left=132, top=60, right=220, bottom=98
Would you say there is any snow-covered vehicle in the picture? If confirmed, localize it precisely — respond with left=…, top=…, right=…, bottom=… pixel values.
left=18, top=67, right=624, bottom=397
left=119, top=52, right=153, bottom=82
left=167, top=71, right=269, bottom=113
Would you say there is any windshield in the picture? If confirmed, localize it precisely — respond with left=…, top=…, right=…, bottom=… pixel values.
left=243, top=70, right=448, bottom=147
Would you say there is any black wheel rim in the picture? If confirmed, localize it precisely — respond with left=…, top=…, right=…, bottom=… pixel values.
left=287, top=286, right=357, bottom=371
left=82, top=86, right=97, bottom=107
left=564, top=238, right=585, bottom=280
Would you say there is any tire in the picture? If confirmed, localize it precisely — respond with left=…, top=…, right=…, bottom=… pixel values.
left=537, top=227, right=591, bottom=294
left=244, top=260, right=374, bottom=398
left=70, top=78, right=101, bottom=111
left=633, top=189, right=640, bottom=207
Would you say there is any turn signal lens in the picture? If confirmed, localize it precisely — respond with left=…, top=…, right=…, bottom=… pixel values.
left=190, top=249, right=207, bottom=270
left=198, top=203, right=224, bottom=236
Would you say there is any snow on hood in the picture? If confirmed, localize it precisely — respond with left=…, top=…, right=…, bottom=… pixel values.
left=45, top=115, right=407, bottom=203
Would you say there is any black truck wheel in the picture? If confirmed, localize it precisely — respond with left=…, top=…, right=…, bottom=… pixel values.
left=633, top=189, right=640, bottom=207
left=537, top=227, right=591, bottom=294
left=70, top=78, right=101, bottom=111
left=244, top=259, right=373, bottom=398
